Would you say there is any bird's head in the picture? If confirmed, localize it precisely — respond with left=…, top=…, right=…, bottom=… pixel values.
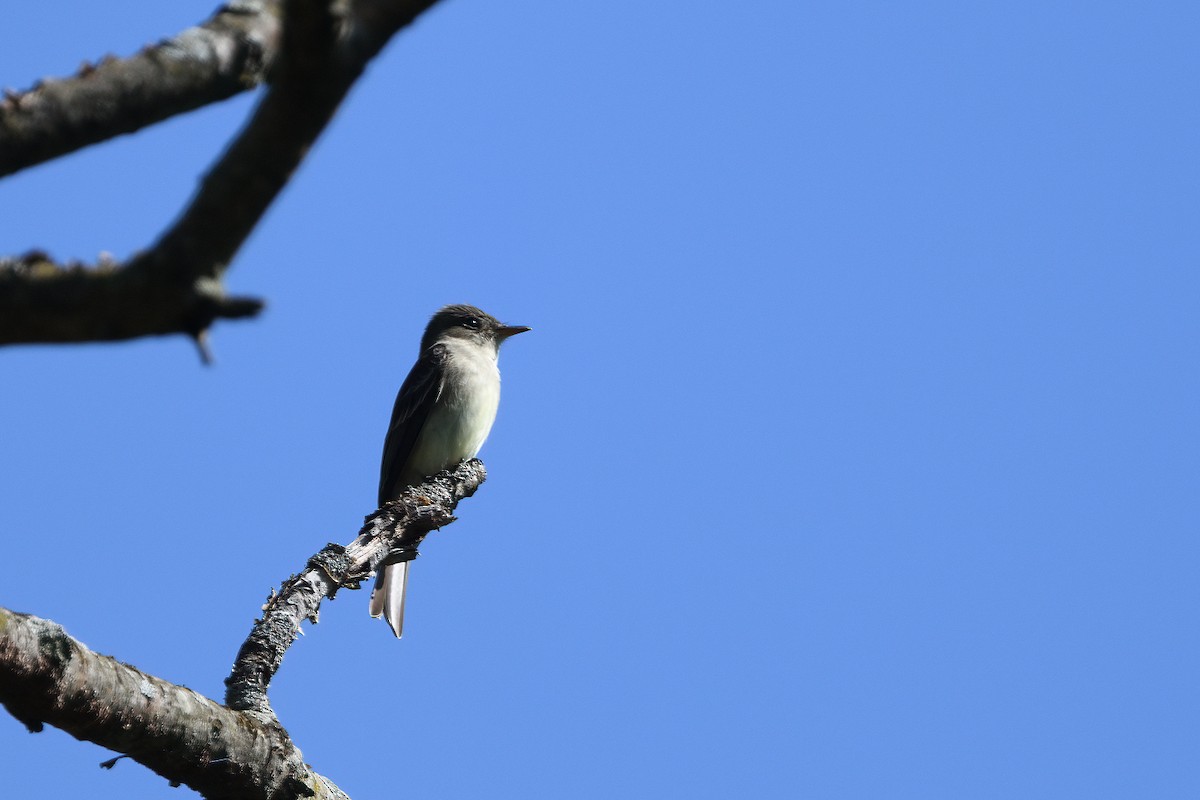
left=421, top=304, right=531, bottom=354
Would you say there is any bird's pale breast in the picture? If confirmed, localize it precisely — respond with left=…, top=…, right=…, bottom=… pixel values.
left=405, top=338, right=501, bottom=481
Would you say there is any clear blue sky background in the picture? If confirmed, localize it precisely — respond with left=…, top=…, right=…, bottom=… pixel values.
left=2, top=1, right=1197, bottom=797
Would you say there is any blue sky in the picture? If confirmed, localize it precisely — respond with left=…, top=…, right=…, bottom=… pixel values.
left=2, top=1, right=1198, bottom=797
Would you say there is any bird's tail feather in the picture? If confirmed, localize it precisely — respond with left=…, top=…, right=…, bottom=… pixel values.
left=369, top=561, right=409, bottom=638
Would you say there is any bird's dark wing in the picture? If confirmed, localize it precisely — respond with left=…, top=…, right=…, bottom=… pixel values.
left=378, top=344, right=448, bottom=505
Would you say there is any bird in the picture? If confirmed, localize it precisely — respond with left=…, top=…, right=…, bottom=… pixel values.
left=369, top=304, right=530, bottom=638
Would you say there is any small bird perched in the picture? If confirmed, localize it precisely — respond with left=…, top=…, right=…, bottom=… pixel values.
left=370, top=304, right=530, bottom=638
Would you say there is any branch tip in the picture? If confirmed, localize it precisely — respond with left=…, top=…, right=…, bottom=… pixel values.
left=191, top=329, right=215, bottom=365
left=224, top=459, right=487, bottom=713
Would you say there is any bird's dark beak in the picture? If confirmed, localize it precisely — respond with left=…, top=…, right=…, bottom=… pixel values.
left=496, top=325, right=532, bottom=341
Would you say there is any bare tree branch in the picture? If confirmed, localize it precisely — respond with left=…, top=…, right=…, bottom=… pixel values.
left=226, top=458, right=487, bottom=715
left=0, top=0, right=443, bottom=352
left=0, top=250, right=265, bottom=348
left=0, top=459, right=486, bottom=799
left=0, top=610, right=346, bottom=800
left=0, top=1, right=283, bottom=178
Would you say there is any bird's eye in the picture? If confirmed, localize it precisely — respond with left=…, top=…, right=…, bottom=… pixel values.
left=462, top=317, right=481, bottom=330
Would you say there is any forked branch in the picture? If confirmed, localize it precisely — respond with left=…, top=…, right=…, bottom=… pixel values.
left=0, top=459, right=486, bottom=800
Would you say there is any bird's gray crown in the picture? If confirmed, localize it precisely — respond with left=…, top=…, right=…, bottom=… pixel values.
left=420, top=304, right=523, bottom=353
